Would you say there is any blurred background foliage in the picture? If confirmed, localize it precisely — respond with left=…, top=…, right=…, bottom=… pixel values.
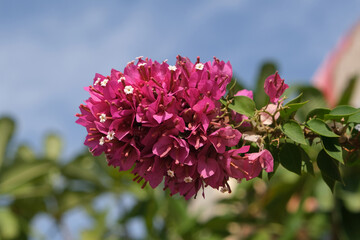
left=1, top=63, right=360, bottom=240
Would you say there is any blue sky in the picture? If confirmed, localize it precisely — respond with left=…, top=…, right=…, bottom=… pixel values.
left=1, top=0, right=360, bottom=159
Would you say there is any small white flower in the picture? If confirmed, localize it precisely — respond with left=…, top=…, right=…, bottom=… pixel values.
left=127, top=60, right=135, bottom=65
left=106, top=130, right=115, bottom=140
left=118, top=76, right=126, bottom=83
left=136, top=56, right=144, bottom=60
left=184, top=176, right=193, bottom=183
left=138, top=63, right=146, bottom=67
left=99, top=137, right=105, bottom=146
left=163, top=59, right=168, bottom=63
left=355, top=124, right=360, bottom=131
left=101, top=79, right=109, bottom=87
left=167, top=170, right=175, bottom=177
left=168, top=65, right=177, bottom=71
left=124, top=85, right=134, bottom=94
left=99, top=113, right=106, bottom=123
left=94, top=77, right=101, bottom=85
left=195, top=63, right=204, bottom=70
left=242, top=132, right=262, bottom=143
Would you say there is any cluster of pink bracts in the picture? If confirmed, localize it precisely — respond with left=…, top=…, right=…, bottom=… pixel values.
left=76, top=56, right=287, bottom=199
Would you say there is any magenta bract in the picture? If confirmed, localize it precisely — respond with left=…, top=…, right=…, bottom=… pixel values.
left=264, top=72, right=289, bottom=103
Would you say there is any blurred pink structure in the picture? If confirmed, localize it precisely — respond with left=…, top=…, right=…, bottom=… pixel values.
left=314, top=20, right=360, bottom=108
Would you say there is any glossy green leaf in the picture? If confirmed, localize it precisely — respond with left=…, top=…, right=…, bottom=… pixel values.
left=348, top=112, right=360, bottom=124
left=306, top=119, right=339, bottom=137
left=280, top=101, right=309, bottom=119
left=228, top=95, right=256, bottom=117
left=321, top=137, right=344, bottom=163
left=254, top=62, right=277, bottom=108
left=306, top=108, right=331, bottom=121
left=337, top=76, right=358, bottom=105
left=317, top=149, right=342, bottom=192
left=281, top=121, right=307, bottom=145
left=279, top=143, right=302, bottom=175
left=0, top=117, right=15, bottom=168
left=324, top=105, right=360, bottom=121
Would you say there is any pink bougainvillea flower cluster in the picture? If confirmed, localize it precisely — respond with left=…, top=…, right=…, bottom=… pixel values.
left=76, top=56, right=273, bottom=199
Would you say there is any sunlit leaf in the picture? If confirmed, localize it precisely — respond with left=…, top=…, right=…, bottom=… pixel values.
left=228, top=95, right=256, bottom=117
left=324, top=105, right=360, bottom=121
left=321, top=137, right=344, bottom=164
left=306, top=119, right=339, bottom=137
left=280, top=101, right=309, bottom=119
left=281, top=121, right=307, bottom=145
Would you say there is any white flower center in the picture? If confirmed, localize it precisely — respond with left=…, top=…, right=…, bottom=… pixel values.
left=99, top=113, right=106, bottom=123
left=94, top=77, right=101, bottom=85
left=167, top=170, right=175, bottom=177
left=118, top=76, right=126, bottom=83
left=124, top=85, right=134, bottom=94
left=184, top=176, right=193, bottom=183
left=195, top=63, right=204, bottom=70
left=168, top=65, right=177, bottom=71
left=138, top=63, right=146, bottom=67
left=106, top=130, right=115, bottom=140
left=99, top=137, right=105, bottom=146
left=101, top=79, right=109, bottom=87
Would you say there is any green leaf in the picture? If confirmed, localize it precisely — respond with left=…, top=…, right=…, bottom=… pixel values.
left=337, top=75, right=358, bottom=105
left=321, top=172, right=336, bottom=193
left=317, top=149, right=342, bottom=191
left=292, top=86, right=327, bottom=122
left=281, top=120, right=307, bottom=145
left=321, top=137, right=344, bottom=164
left=254, top=62, right=277, bottom=108
left=0, top=117, right=15, bottom=168
left=44, top=134, right=63, bottom=161
left=300, top=147, right=314, bottom=176
left=306, top=119, right=339, bottom=137
left=0, top=207, right=19, bottom=239
left=324, top=105, right=360, bottom=121
left=0, top=162, right=54, bottom=193
left=285, top=93, right=303, bottom=105
left=348, top=112, right=360, bottom=124
left=228, top=95, right=256, bottom=117
left=306, top=108, right=331, bottom=121
left=280, top=101, right=309, bottom=119
left=279, top=143, right=302, bottom=175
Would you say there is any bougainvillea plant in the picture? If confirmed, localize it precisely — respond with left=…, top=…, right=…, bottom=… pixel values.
left=76, top=56, right=360, bottom=200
